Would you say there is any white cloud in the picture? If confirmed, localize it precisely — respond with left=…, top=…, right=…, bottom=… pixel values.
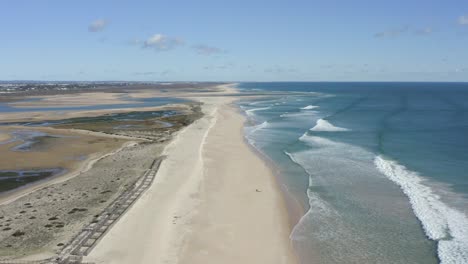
left=192, top=45, right=225, bottom=55
left=88, top=19, right=108, bottom=32
left=143, top=34, right=184, bottom=51
left=459, top=15, right=468, bottom=25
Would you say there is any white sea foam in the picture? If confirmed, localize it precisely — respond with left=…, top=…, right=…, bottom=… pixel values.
left=248, top=98, right=283, bottom=106
left=310, top=119, right=349, bottom=132
left=280, top=111, right=318, bottom=118
left=299, top=132, right=330, bottom=145
left=285, top=150, right=313, bottom=187
left=245, top=106, right=271, bottom=116
left=285, top=149, right=341, bottom=243
left=249, top=121, right=269, bottom=134
left=375, top=156, right=468, bottom=264
left=301, top=105, right=319, bottom=110
left=244, top=121, right=269, bottom=148
left=288, top=133, right=468, bottom=263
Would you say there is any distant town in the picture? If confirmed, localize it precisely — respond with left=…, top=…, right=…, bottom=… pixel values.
left=0, top=81, right=163, bottom=94
left=0, top=81, right=223, bottom=99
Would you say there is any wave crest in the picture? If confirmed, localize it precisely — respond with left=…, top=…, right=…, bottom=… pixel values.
left=301, top=105, right=319, bottom=110
left=375, top=156, right=468, bottom=264
left=310, top=119, right=350, bottom=132
left=280, top=111, right=318, bottom=118
left=245, top=106, right=271, bottom=116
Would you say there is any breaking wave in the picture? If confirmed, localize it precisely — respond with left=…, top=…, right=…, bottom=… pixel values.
left=375, top=156, right=468, bottom=264
left=301, top=105, right=319, bottom=110
left=249, top=121, right=269, bottom=134
left=245, top=106, right=271, bottom=116
left=310, top=119, right=350, bottom=132
left=280, top=111, right=318, bottom=118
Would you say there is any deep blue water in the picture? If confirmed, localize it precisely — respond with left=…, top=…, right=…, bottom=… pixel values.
left=238, top=82, right=468, bottom=264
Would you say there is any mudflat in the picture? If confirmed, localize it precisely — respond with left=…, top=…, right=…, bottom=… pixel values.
left=0, top=94, right=203, bottom=260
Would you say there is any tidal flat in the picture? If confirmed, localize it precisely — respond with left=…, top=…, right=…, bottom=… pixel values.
left=0, top=101, right=203, bottom=260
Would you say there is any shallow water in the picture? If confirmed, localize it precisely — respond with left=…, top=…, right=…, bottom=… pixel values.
left=238, top=82, right=468, bottom=264
left=0, top=168, right=66, bottom=193
left=0, top=110, right=179, bottom=129
left=0, top=130, right=61, bottom=152
left=0, top=97, right=187, bottom=113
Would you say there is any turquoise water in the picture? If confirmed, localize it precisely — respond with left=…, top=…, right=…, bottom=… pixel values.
left=238, top=82, right=468, bottom=264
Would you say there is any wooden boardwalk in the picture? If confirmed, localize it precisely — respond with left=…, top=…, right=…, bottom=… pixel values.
left=1, top=157, right=164, bottom=264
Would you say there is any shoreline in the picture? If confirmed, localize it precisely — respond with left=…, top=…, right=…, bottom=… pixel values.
left=85, top=86, right=298, bottom=263
left=229, top=87, right=307, bottom=227
left=0, top=83, right=298, bottom=262
left=231, top=83, right=306, bottom=223
left=236, top=103, right=307, bottom=228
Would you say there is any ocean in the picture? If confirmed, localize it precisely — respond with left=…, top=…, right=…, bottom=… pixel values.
left=237, top=82, right=468, bottom=264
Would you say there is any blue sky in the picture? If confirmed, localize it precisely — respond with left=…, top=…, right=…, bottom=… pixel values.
left=1, top=0, right=467, bottom=81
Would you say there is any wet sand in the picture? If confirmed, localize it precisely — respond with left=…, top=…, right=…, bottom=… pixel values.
left=0, top=132, right=11, bottom=142
left=0, top=126, right=128, bottom=174
left=0, top=126, right=130, bottom=204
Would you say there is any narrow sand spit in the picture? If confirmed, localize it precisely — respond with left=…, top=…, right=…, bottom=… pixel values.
left=85, top=90, right=297, bottom=263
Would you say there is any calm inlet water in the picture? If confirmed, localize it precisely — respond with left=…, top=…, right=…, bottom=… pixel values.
left=0, top=96, right=187, bottom=113
left=237, top=82, right=468, bottom=264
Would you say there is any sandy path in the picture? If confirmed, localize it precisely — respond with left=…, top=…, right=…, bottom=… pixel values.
left=85, top=95, right=296, bottom=263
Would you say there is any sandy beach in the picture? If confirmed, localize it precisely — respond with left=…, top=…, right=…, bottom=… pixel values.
left=0, top=97, right=202, bottom=259
left=0, top=84, right=296, bottom=262
left=85, top=90, right=297, bottom=263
